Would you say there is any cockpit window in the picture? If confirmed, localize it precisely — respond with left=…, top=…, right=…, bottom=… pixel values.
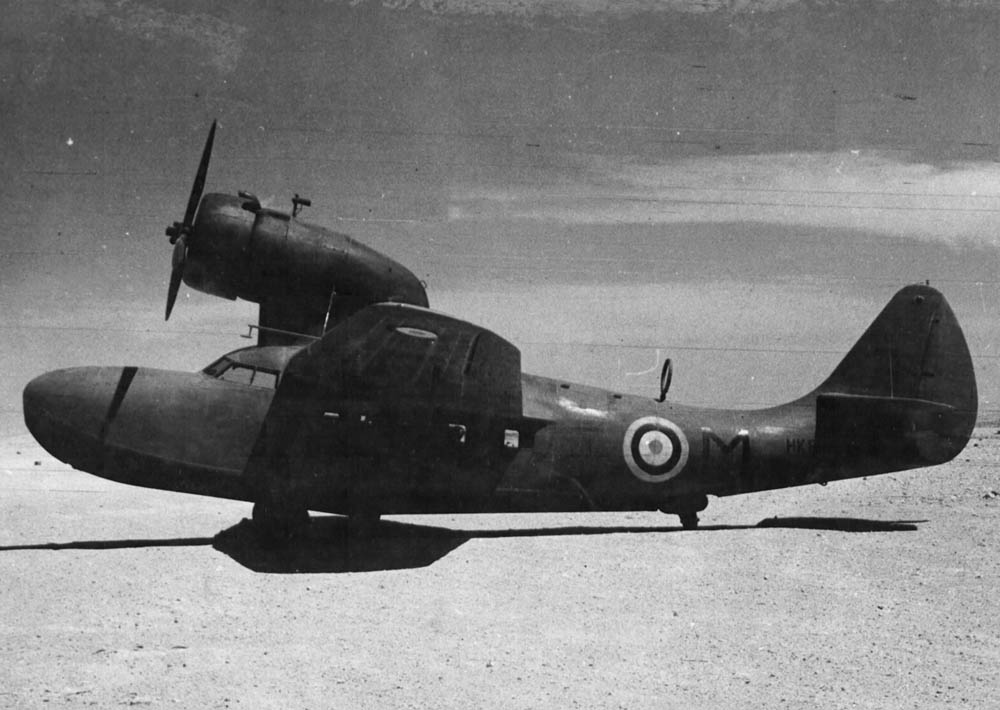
left=203, top=357, right=280, bottom=389
left=253, top=370, right=278, bottom=389
left=202, top=346, right=299, bottom=389
left=202, top=358, right=230, bottom=378
left=221, top=364, right=255, bottom=386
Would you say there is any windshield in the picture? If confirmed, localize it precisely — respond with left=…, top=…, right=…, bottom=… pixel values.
left=202, top=356, right=281, bottom=389
left=202, top=345, right=301, bottom=389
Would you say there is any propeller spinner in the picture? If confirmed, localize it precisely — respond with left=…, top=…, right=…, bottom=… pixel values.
left=165, top=120, right=217, bottom=320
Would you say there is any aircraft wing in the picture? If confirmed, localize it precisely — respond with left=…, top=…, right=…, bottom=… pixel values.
left=258, top=292, right=413, bottom=347
left=244, top=303, right=536, bottom=514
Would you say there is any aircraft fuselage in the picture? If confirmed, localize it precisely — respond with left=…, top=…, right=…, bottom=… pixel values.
left=22, top=285, right=978, bottom=527
left=21, top=362, right=960, bottom=522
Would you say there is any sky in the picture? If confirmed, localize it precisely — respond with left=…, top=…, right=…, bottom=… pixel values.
left=2, top=0, right=999, bottom=434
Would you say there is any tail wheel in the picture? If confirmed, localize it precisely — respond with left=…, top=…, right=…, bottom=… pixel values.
left=660, top=493, right=708, bottom=530
left=678, top=511, right=700, bottom=530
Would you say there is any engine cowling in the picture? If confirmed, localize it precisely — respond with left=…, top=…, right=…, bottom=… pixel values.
left=178, top=193, right=428, bottom=341
left=163, top=123, right=428, bottom=343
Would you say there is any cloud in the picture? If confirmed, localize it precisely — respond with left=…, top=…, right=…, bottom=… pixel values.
left=448, top=151, right=1000, bottom=244
left=431, top=280, right=879, bottom=406
left=74, top=1, right=248, bottom=73
left=346, top=0, right=768, bottom=16
left=345, top=0, right=987, bottom=17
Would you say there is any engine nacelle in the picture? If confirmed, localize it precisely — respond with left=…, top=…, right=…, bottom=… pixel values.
left=181, top=193, right=428, bottom=337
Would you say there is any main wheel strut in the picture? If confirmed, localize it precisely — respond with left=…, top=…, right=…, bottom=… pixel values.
left=660, top=494, right=709, bottom=530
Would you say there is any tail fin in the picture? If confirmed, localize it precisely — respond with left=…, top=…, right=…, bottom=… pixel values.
left=808, top=284, right=977, bottom=477
left=814, top=284, right=977, bottom=406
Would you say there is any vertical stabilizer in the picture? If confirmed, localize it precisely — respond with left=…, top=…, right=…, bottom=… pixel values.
left=815, top=285, right=976, bottom=407
left=809, top=285, right=977, bottom=476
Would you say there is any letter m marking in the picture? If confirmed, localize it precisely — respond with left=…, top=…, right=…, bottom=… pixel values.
left=701, top=427, right=750, bottom=478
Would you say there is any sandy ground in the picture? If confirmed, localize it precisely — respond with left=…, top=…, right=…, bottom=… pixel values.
left=1, top=430, right=998, bottom=709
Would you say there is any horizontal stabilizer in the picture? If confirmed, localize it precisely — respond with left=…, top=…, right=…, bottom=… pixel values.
left=815, top=393, right=969, bottom=478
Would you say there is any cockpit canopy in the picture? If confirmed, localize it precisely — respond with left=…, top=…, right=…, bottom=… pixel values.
left=202, top=345, right=301, bottom=389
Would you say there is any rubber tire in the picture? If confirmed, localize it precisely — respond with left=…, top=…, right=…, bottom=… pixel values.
left=679, top=511, right=700, bottom=530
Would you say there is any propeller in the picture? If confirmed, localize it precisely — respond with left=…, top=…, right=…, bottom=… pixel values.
left=165, top=120, right=217, bottom=320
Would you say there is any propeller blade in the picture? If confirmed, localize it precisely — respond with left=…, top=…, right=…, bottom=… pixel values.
left=181, top=119, right=216, bottom=229
left=165, top=236, right=186, bottom=321
left=165, top=121, right=216, bottom=318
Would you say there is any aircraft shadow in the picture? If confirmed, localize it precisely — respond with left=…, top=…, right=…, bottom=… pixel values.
left=211, top=514, right=924, bottom=574
left=755, top=516, right=925, bottom=532
left=0, top=536, right=215, bottom=552
left=212, top=517, right=469, bottom=574
left=0, top=516, right=922, bottom=574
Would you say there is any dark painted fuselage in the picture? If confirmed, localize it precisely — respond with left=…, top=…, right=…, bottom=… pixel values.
left=22, top=285, right=978, bottom=523
left=20, top=362, right=805, bottom=513
left=20, top=364, right=970, bottom=519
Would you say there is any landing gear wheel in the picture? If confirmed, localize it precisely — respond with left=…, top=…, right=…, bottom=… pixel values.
left=252, top=499, right=310, bottom=542
left=679, top=511, right=700, bottom=530
left=660, top=494, right=708, bottom=530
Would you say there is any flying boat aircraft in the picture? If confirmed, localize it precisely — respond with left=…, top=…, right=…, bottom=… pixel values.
left=22, top=123, right=978, bottom=537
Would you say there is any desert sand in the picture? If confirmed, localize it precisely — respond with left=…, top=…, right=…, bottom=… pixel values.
left=2, top=427, right=997, bottom=709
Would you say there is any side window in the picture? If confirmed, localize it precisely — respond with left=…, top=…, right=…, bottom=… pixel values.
left=203, top=358, right=231, bottom=377
left=253, top=370, right=278, bottom=389
left=220, top=365, right=255, bottom=386
left=208, top=356, right=280, bottom=389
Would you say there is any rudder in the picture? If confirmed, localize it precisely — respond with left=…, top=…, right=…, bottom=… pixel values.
left=808, top=284, right=977, bottom=476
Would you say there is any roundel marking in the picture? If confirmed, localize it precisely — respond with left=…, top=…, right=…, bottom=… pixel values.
left=623, top=416, right=689, bottom=483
